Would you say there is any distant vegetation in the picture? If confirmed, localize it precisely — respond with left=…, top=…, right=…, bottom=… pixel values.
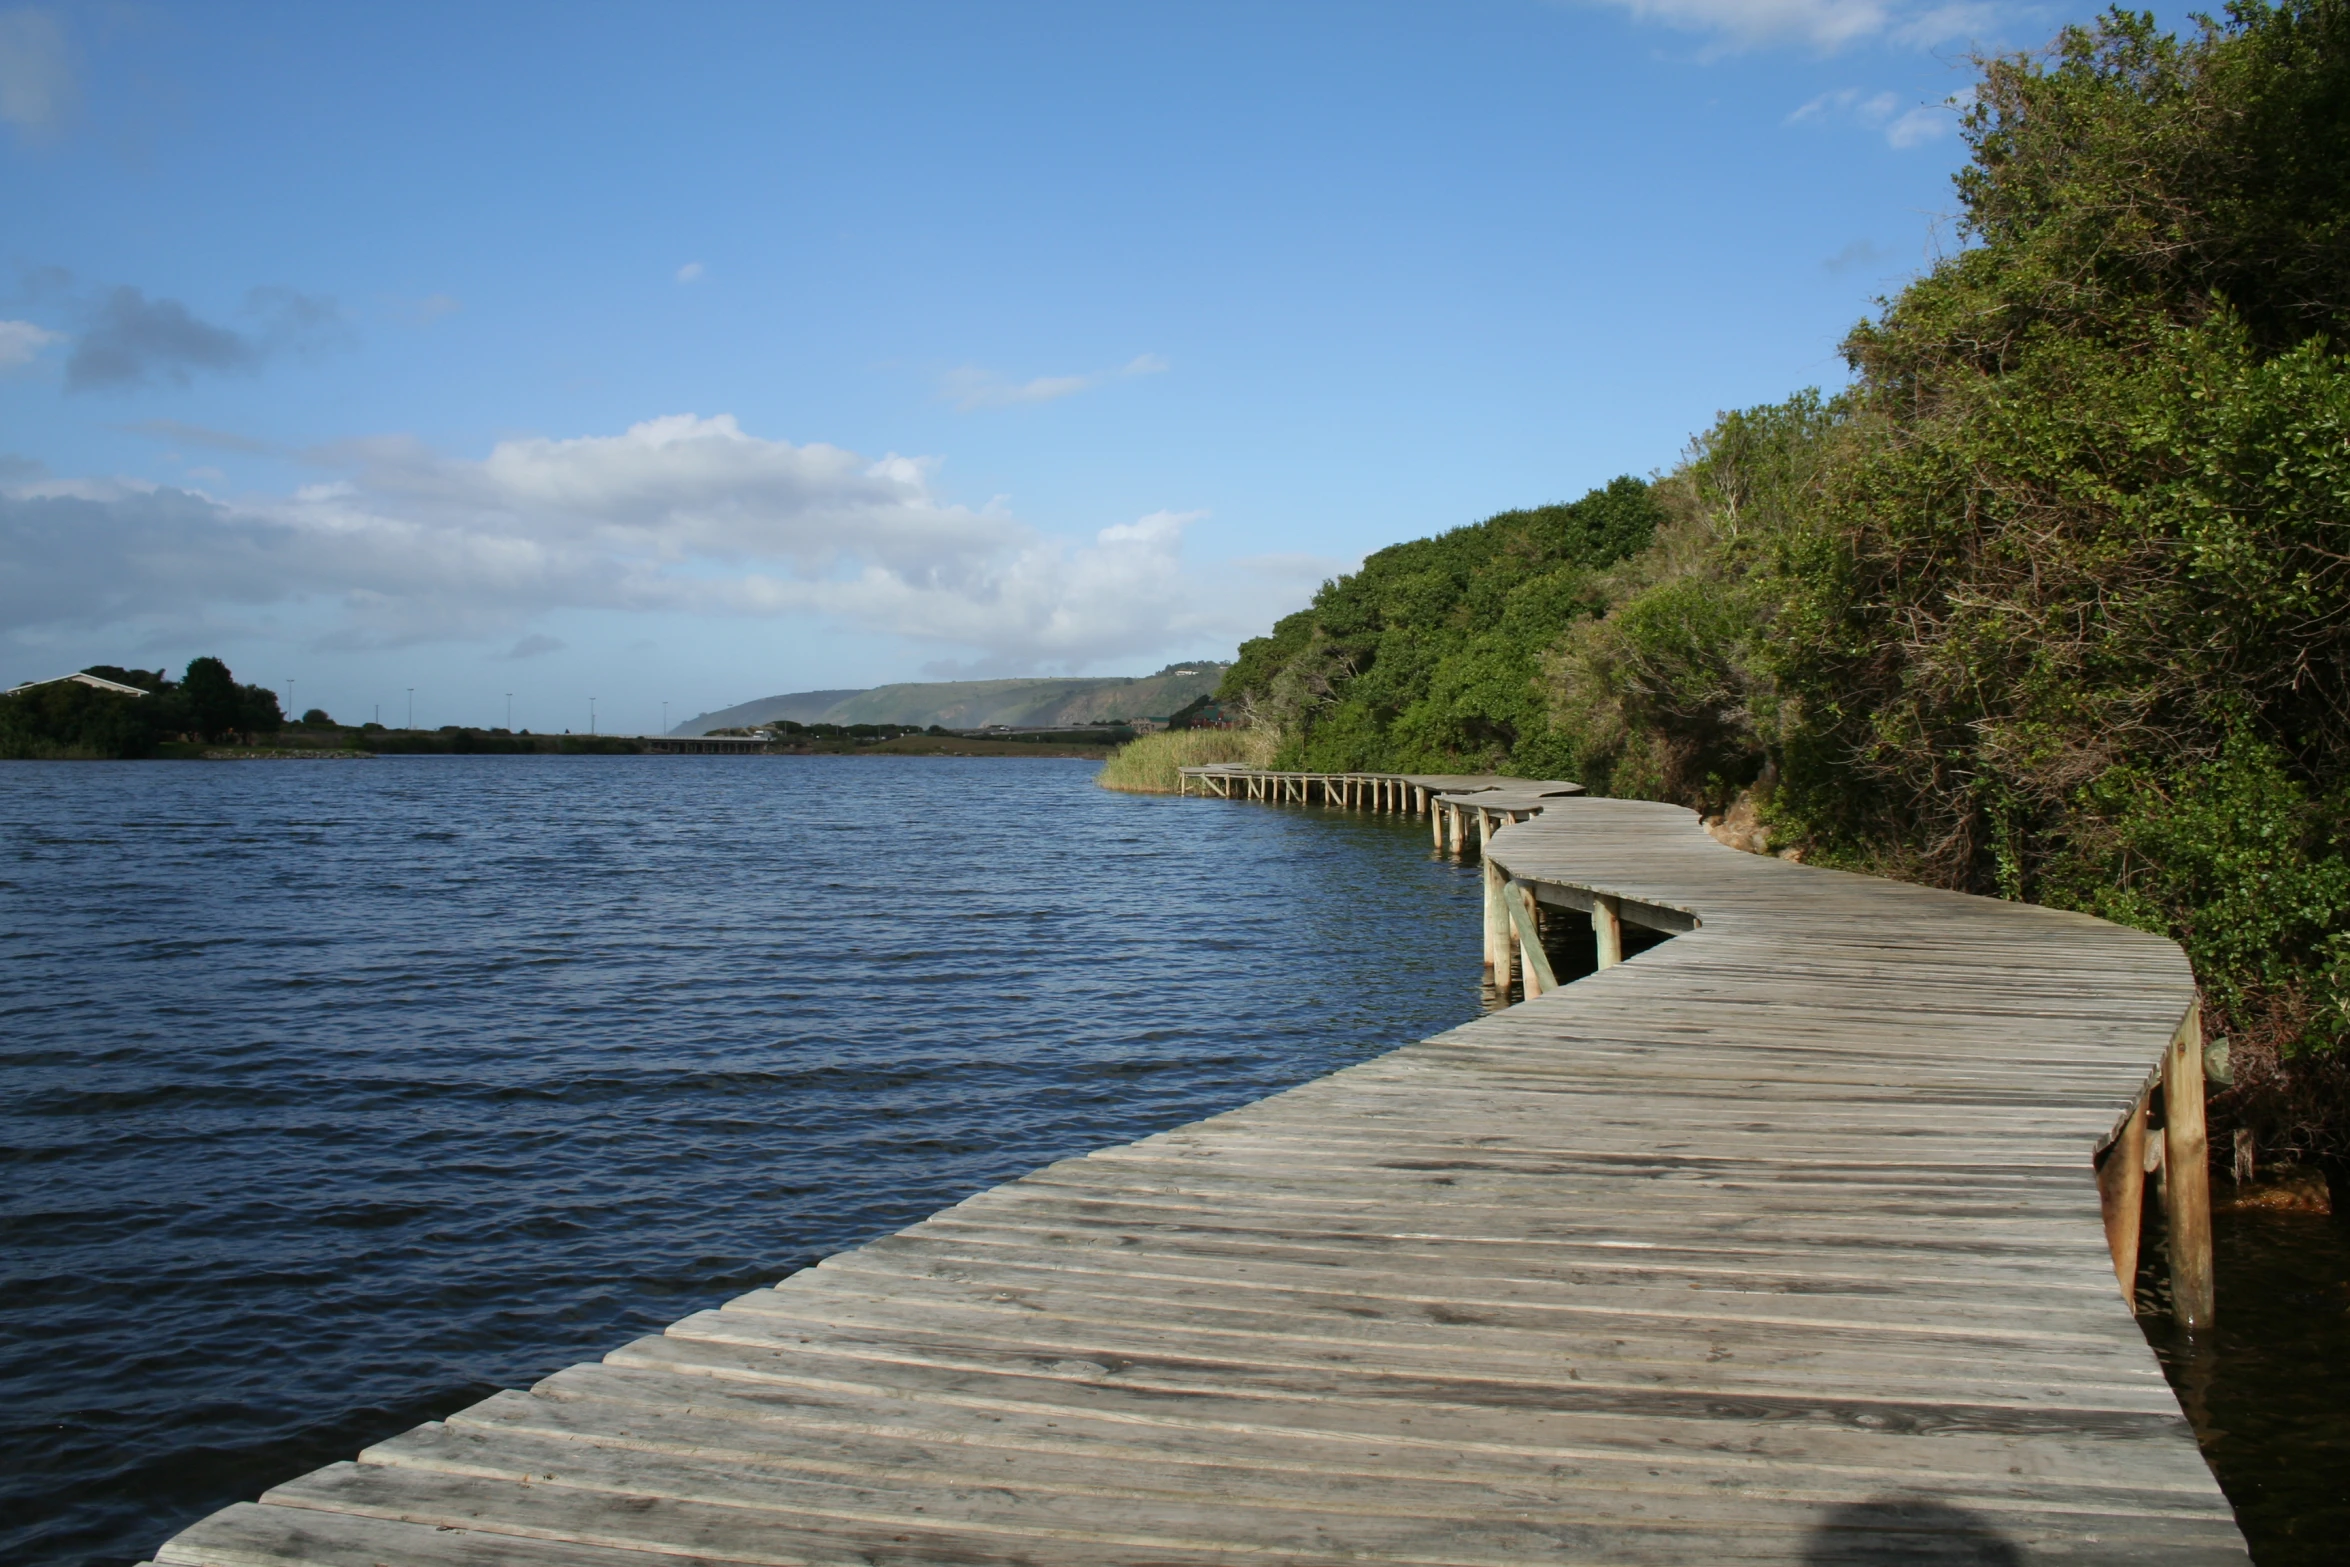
left=1202, top=4, right=2350, bottom=1157
left=0, top=657, right=285, bottom=759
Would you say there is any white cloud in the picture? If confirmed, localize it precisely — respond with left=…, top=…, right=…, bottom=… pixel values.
left=941, top=352, right=1170, bottom=412
left=675, top=262, right=705, bottom=284
left=1787, top=84, right=1957, bottom=145
left=1585, top=0, right=2005, bottom=53
left=0, top=317, right=61, bottom=367
left=0, top=7, right=72, bottom=135
left=1884, top=102, right=1954, bottom=146
left=0, top=414, right=1296, bottom=669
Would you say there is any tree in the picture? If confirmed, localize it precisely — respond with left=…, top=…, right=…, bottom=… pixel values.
left=178, top=656, right=284, bottom=740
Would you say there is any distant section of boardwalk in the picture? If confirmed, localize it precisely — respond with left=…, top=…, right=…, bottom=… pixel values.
left=148, top=780, right=2246, bottom=1566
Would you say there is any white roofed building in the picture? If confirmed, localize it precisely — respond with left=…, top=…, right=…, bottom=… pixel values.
left=4, top=672, right=151, bottom=698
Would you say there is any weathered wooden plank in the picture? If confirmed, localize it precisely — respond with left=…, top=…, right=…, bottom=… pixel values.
left=526, top=1364, right=2228, bottom=1504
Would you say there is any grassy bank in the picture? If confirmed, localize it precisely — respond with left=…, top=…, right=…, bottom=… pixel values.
left=1096, top=728, right=1276, bottom=793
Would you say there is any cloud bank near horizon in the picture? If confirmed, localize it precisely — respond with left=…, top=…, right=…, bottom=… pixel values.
left=0, top=413, right=1329, bottom=672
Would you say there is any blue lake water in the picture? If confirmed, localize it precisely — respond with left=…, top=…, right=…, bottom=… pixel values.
left=0, top=755, right=1488, bottom=1567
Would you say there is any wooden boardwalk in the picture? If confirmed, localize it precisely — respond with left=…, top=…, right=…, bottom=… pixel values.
left=148, top=785, right=2245, bottom=1566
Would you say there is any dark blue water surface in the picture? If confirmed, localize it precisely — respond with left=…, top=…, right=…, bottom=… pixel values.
left=0, top=755, right=1487, bottom=1567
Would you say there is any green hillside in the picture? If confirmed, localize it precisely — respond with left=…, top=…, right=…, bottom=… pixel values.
left=678, top=663, right=1227, bottom=735
left=1217, top=3, right=2350, bottom=1156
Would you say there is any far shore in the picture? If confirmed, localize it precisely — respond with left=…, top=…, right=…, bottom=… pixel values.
left=117, top=730, right=1121, bottom=762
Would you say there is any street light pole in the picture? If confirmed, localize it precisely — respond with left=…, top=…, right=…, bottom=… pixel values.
left=285, top=679, right=294, bottom=718
left=590, top=696, right=597, bottom=735
left=505, top=693, right=513, bottom=731
left=406, top=688, right=415, bottom=729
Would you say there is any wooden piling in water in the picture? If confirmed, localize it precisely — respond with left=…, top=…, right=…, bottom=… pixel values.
left=2098, top=1092, right=2150, bottom=1305
left=2164, top=1004, right=2216, bottom=1329
left=1591, top=892, right=1623, bottom=969
left=1481, top=841, right=1508, bottom=989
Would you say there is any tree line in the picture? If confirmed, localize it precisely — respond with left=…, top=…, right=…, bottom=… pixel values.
left=0, top=657, right=286, bottom=759
left=1216, top=2, right=2350, bottom=1158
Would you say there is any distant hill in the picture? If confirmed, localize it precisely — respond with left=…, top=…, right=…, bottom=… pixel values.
left=673, top=664, right=1229, bottom=736
left=674, top=689, right=865, bottom=734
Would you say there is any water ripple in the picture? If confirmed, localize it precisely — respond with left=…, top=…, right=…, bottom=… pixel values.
left=0, top=755, right=1485, bottom=1567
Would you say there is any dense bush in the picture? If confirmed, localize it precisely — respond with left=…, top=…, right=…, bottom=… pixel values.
left=1221, top=477, right=1664, bottom=775
left=1754, top=3, right=2350, bottom=1089
left=1219, top=3, right=2350, bottom=1150
left=0, top=678, right=163, bottom=759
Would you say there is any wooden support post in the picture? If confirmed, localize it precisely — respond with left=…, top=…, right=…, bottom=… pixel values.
left=1504, top=880, right=1559, bottom=998
left=2164, top=1004, right=2215, bottom=1329
left=1481, top=850, right=1508, bottom=986
left=1431, top=795, right=1445, bottom=847
left=2097, top=1091, right=2150, bottom=1306
left=1592, top=894, right=1623, bottom=969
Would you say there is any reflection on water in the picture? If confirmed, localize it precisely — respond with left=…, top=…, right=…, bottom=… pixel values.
left=2141, top=1187, right=2350, bottom=1565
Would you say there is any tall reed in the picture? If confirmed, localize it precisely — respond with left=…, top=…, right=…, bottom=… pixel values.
left=1095, top=727, right=1277, bottom=793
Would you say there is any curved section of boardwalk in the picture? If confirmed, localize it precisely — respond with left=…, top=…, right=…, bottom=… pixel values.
left=150, top=797, right=2245, bottom=1567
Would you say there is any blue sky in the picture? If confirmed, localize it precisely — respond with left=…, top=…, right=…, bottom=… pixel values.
left=2, top=0, right=2171, bottom=732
